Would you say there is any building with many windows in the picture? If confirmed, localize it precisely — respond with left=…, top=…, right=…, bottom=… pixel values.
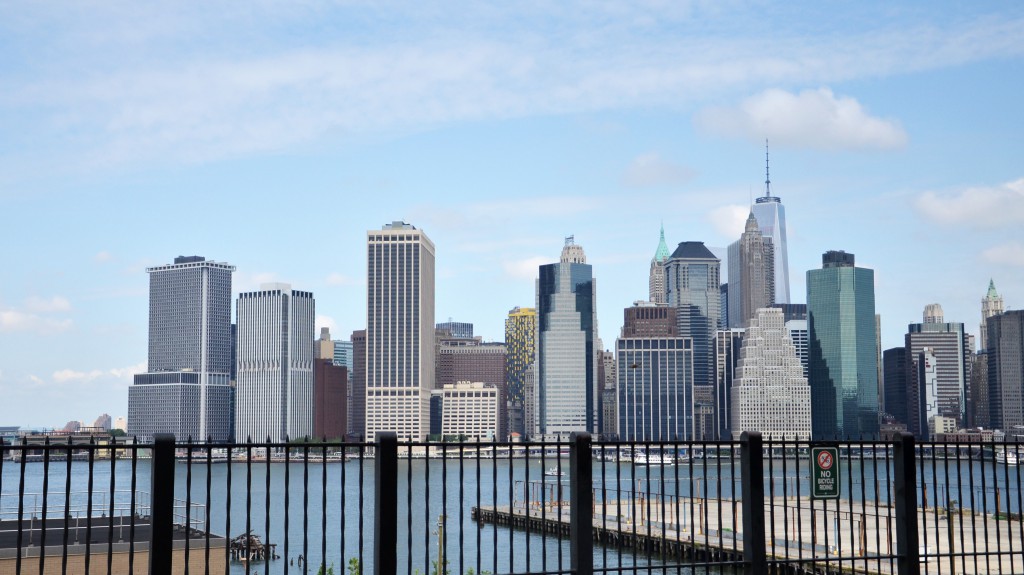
left=665, top=241, right=721, bottom=395
left=235, top=283, right=315, bottom=443
left=648, top=225, right=671, bottom=305
left=128, top=256, right=235, bottom=442
left=314, top=358, right=347, bottom=440
left=807, top=251, right=879, bottom=439
left=727, top=211, right=774, bottom=328
left=333, top=340, right=353, bottom=371
left=505, top=306, right=536, bottom=437
left=903, top=305, right=969, bottom=434
left=365, top=222, right=435, bottom=442
left=436, top=321, right=473, bottom=340
left=915, top=348, right=940, bottom=440
left=988, top=310, right=1024, bottom=430
left=750, top=144, right=791, bottom=304
left=980, top=280, right=1005, bottom=352
left=882, top=347, right=909, bottom=427
left=535, top=237, right=600, bottom=436
left=713, top=328, right=745, bottom=440
left=437, top=342, right=507, bottom=439
left=616, top=304, right=694, bottom=440
left=432, top=381, right=500, bottom=441
left=730, top=307, right=811, bottom=440
left=349, top=330, right=366, bottom=439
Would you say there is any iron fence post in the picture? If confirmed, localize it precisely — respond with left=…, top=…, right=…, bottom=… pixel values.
left=740, top=431, right=767, bottom=575
left=149, top=433, right=175, bottom=575
left=375, top=432, right=398, bottom=575
left=570, top=432, right=593, bottom=575
left=894, top=432, right=920, bottom=575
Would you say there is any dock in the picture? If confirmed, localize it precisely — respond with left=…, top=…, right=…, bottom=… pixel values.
left=473, top=494, right=1023, bottom=574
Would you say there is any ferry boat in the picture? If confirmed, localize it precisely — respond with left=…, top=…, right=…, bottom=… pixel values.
left=632, top=450, right=675, bottom=466
left=995, top=449, right=1019, bottom=466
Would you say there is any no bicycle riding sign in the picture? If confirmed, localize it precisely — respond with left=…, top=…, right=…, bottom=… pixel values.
left=811, top=447, right=840, bottom=499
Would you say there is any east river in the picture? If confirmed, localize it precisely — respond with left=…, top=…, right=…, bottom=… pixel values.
left=2, top=451, right=1022, bottom=574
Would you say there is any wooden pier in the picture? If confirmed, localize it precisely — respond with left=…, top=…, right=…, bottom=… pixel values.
left=473, top=495, right=1023, bottom=574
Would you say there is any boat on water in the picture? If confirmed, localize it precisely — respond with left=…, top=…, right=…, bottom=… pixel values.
left=995, top=450, right=1019, bottom=466
left=632, top=451, right=675, bottom=466
left=543, top=467, right=565, bottom=477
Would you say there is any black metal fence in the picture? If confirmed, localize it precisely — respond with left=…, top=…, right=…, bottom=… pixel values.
left=1, top=432, right=1022, bottom=574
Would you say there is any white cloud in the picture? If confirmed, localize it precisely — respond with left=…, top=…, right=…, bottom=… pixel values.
left=233, top=271, right=278, bottom=293
left=52, top=362, right=143, bottom=384
left=0, top=295, right=73, bottom=333
left=708, top=204, right=749, bottom=239
left=982, top=242, right=1024, bottom=267
left=5, top=6, right=1016, bottom=172
left=915, top=178, right=1024, bottom=227
left=325, top=273, right=357, bottom=287
left=502, top=256, right=550, bottom=281
left=316, top=314, right=338, bottom=336
left=621, top=153, right=694, bottom=188
left=94, top=251, right=113, bottom=263
left=695, top=88, right=908, bottom=150
left=0, top=310, right=73, bottom=333
left=24, top=295, right=72, bottom=313
left=52, top=369, right=104, bottom=383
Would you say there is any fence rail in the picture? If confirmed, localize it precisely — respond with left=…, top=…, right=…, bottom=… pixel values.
left=1, top=432, right=1022, bottom=574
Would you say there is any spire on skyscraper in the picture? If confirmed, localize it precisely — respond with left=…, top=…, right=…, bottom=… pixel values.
left=653, top=222, right=670, bottom=263
left=744, top=210, right=759, bottom=234
left=561, top=235, right=586, bottom=264
left=980, top=278, right=1005, bottom=352
left=764, top=139, right=771, bottom=198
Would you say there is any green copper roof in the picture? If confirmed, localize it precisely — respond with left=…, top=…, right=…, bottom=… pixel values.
left=987, top=279, right=999, bottom=299
left=653, top=224, right=670, bottom=262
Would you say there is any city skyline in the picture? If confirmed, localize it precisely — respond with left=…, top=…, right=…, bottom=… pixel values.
left=2, top=2, right=1024, bottom=426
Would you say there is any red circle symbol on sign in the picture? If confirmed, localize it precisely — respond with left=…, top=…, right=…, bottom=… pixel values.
left=817, top=451, right=833, bottom=470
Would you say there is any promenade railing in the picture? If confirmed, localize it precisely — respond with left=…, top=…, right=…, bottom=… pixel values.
left=1, top=432, right=1022, bottom=574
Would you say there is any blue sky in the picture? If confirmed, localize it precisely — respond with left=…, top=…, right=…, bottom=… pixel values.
left=1, top=1, right=1023, bottom=428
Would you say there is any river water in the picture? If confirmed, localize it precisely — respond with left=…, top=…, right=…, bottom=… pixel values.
left=2, top=450, right=1021, bottom=575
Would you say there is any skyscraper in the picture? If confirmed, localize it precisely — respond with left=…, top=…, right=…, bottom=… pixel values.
left=601, top=350, right=617, bottom=438
left=882, top=347, right=909, bottom=427
left=349, top=329, right=366, bottom=439
left=987, top=310, right=1024, bottom=430
left=730, top=307, right=811, bottom=440
left=750, top=143, right=791, bottom=304
left=535, top=236, right=599, bottom=436
left=235, top=283, right=316, bottom=443
left=315, top=327, right=335, bottom=360
left=980, top=280, right=1005, bottom=352
left=437, top=342, right=507, bottom=439
left=333, top=340, right=353, bottom=371
left=436, top=321, right=474, bottom=339
left=904, top=305, right=968, bottom=433
left=505, top=306, right=536, bottom=437
left=365, top=221, right=435, bottom=442
left=714, top=328, right=745, bottom=440
left=665, top=241, right=721, bottom=392
left=616, top=303, right=693, bottom=440
left=915, top=348, right=939, bottom=440
left=128, top=255, right=235, bottom=442
left=314, top=359, right=347, bottom=440
left=648, top=224, right=671, bottom=305
left=807, top=250, right=879, bottom=439
left=727, top=211, right=775, bottom=327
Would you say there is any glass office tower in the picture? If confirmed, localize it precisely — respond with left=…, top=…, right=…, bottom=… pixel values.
left=536, top=237, right=599, bottom=436
left=807, top=250, right=880, bottom=439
